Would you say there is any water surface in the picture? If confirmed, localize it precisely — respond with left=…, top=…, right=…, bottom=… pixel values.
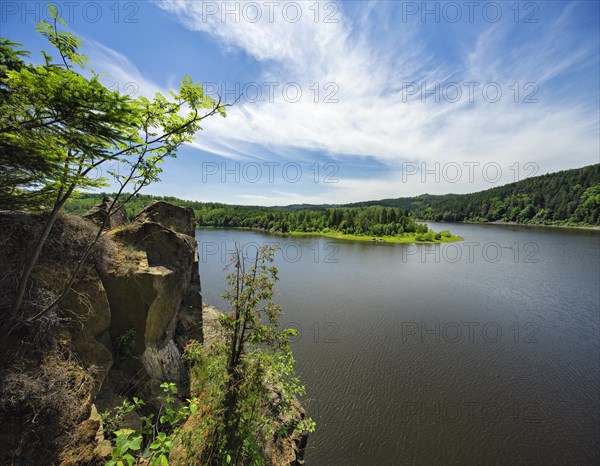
left=197, top=223, right=600, bottom=465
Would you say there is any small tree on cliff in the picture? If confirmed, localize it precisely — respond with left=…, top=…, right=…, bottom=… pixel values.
left=206, top=244, right=313, bottom=463
left=0, top=6, right=228, bottom=319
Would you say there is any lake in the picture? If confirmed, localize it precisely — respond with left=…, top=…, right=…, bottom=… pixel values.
left=196, top=223, right=600, bottom=465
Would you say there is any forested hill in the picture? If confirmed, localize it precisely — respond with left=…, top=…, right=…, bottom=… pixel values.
left=65, top=164, right=600, bottom=228
left=347, top=164, right=600, bottom=226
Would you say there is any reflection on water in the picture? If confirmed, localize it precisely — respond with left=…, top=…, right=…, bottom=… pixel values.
left=198, top=223, right=600, bottom=465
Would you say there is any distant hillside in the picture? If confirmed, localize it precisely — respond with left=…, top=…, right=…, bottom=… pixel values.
left=65, top=164, right=600, bottom=227
left=349, top=164, right=600, bottom=225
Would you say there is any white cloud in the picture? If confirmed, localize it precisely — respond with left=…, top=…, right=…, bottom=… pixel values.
left=85, top=1, right=599, bottom=203
left=83, top=38, right=164, bottom=99
left=157, top=2, right=597, bottom=152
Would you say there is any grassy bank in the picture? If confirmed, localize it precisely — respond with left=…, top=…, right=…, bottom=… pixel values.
left=288, top=230, right=463, bottom=244
left=198, top=226, right=463, bottom=244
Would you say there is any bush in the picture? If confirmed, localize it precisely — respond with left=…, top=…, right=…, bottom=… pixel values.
left=114, top=328, right=136, bottom=359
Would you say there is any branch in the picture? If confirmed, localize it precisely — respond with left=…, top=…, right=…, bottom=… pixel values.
left=84, top=97, right=230, bottom=173
left=53, top=16, right=71, bottom=70
left=26, top=150, right=150, bottom=322
left=235, top=248, right=260, bottom=363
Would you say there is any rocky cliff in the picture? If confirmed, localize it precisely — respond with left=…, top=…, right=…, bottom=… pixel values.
left=0, top=199, right=202, bottom=464
left=103, top=201, right=202, bottom=386
left=0, top=199, right=306, bottom=465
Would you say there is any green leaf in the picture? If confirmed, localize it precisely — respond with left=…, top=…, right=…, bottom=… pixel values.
left=128, top=434, right=142, bottom=451
left=150, top=439, right=161, bottom=450
left=48, top=4, right=58, bottom=19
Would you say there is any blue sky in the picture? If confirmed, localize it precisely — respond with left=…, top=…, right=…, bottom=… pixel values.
left=2, top=1, right=599, bottom=205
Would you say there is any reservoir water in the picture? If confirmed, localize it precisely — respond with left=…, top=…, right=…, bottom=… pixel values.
left=197, top=223, right=600, bottom=465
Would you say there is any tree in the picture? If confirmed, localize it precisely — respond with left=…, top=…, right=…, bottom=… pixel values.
left=215, top=244, right=311, bottom=463
left=1, top=6, right=228, bottom=319
left=575, top=185, right=600, bottom=223
left=221, top=245, right=289, bottom=375
left=0, top=37, right=59, bottom=210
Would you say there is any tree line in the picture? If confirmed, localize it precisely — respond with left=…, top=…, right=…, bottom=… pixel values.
left=348, top=164, right=600, bottom=225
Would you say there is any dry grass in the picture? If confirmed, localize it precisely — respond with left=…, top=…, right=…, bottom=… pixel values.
left=0, top=353, right=96, bottom=425
left=0, top=211, right=117, bottom=465
left=0, top=211, right=116, bottom=344
left=0, top=351, right=99, bottom=465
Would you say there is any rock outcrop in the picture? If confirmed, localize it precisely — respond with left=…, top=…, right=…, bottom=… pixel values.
left=102, top=201, right=202, bottom=385
left=82, top=196, right=127, bottom=230
left=136, top=201, right=204, bottom=334
left=36, top=262, right=114, bottom=396
left=0, top=212, right=118, bottom=465
left=264, top=395, right=309, bottom=466
left=134, top=201, right=196, bottom=237
left=0, top=201, right=204, bottom=464
left=1, top=199, right=308, bottom=465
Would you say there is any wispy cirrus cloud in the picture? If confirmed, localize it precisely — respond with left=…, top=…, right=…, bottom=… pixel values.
left=155, top=1, right=598, bottom=160
left=83, top=1, right=598, bottom=203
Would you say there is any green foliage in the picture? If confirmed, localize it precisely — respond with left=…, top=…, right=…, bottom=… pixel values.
left=199, top=204, right=428, bottom=236
left=1, top=14, right=226, bottom=210
left=106, top=430, right=142, bottom=466
left=103, top=382, right=197, bottom=466
left=574, top=185, right=600, bottom=224
left=0, top=37, right=29, bottom=86
left=221, top=245, right=285, bottom=368
left=149, top=432, right=173, bottom=466
left=114, top=328, right=136, bottom=359
left=101, top=398, right=140, bottom=434
left=158, top=382, right=198, bottom=428
left=66, top=171, right=599, bottom=236
left=175, top=247, right=314, bottom=465
left=65, top=194, right=431, bottom=237
left=35, top=5, right=88, bottom=68
left=2, top=9, right=227, bottom=319
left=365, top=164, right=600, bottom=226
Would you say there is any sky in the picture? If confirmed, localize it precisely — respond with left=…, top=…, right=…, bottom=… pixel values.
left=2, top=0, right=599, bottom=205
